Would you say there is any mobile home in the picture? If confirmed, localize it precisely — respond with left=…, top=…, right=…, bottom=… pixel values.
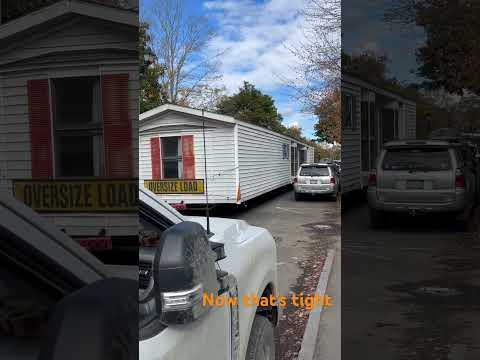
left=139, top=104, right=315, bottom=207
left=341, top=74, right=417, bottom=193
left=0, top=0, right=138, bottom=261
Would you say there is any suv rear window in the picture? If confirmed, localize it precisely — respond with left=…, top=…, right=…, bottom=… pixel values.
left=300, top=166, right=330, bottom=176
left=382, top=148, right=452, bottom=171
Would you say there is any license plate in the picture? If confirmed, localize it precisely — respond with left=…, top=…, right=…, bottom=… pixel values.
left=407, top=180, right=424, bottom=189
left=77, top=237, right=112, bottom=251
left=310, top=180, right=318, bottom=184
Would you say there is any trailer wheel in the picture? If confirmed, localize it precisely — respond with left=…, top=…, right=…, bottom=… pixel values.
left=246, top=315, right=275, bottom=360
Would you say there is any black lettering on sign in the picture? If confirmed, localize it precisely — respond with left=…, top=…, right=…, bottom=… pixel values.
left=59, top=184, right=68, bottom=208
left=33, top=185, right=41, bottom=208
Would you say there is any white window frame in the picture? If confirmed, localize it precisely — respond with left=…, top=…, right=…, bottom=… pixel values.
left=161, top=136, right=183, bottom=179
left=51, top=76, right=104, bottom=178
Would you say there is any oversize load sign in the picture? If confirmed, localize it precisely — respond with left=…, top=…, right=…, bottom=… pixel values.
left=13, top=180, right=138, bottom=213
left=144, top=179, right=204, bottom=194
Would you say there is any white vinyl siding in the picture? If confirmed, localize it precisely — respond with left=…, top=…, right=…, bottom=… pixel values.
left=341, top=83, right=362, bottom=193
left=237, top=122, right=292, bottom=201
left=140, top=117, right=237, bottom=204
left=0, top=17, right=137, bottom=68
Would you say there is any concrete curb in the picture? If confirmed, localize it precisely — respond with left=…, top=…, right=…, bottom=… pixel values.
left=297, top=248, right=336, bottom=360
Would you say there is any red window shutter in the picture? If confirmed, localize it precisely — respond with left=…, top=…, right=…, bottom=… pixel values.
left=27, top=79, right=53, bottom=179
left=101, top=74, right=132, bottom=178
left=182, top=135, right=195, bottom=179
left=150, top=137, right=162, bottom=179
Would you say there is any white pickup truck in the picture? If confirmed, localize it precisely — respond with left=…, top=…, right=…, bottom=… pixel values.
left=0, top=187, right=279, bottom=360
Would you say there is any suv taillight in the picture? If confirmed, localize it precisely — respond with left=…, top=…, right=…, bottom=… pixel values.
left=294, top=176, right=298, bottom=183
left=368, top=173, right=377, bottom=187
left=455, top=169, right=465, bottom=188
left=330, top=177, right=336, bottom=184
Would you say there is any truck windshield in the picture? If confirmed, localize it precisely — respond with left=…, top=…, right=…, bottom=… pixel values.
left=300, top=166, right=329, bottom=176
left=382, top=148, right=452, bottom=171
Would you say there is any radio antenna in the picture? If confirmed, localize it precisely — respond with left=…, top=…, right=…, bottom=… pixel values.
left=202, top=109, right=211, bottom=235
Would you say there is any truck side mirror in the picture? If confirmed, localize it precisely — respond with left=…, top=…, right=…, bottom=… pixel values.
left=154, top=221, right=218, bottom=325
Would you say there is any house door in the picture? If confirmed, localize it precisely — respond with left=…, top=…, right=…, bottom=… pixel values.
left=381, top=109, right=397, bottom=143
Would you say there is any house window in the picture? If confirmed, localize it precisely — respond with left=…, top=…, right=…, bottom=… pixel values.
left=52, top=77, right=103, bottom=177
left=282, top=144, right=289, bottom=160
left=291, top=146, right=297, bottom=175
left=342, top=94, right=357, bottom=129
left=162, top=137, right=183, bottom=179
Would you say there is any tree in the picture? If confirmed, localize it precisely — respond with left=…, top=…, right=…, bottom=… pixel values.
left=216, top=82, right=284, bottom=132
left=343, top=51, right=421, bottom=101
left=140, top=22, right=167, bottom=113
left=288, top=0, right=341, bottom=111
left=314, top=87, right=340, bottom=143
left=149, top=0, right=223, bottom=107
left=283, top=125, right=304, bottom=141
left=384, top=0, right=480, bottom=96
left=342, top=51, right=389, bottom=86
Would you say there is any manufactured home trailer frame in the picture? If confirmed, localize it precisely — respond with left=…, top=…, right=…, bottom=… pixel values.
left=139, top=104, right=315, bottom=207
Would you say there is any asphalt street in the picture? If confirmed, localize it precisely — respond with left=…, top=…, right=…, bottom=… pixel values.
left=217, top=189, right=340, bottom=360
left=342, top=202, right=480, bottom=360
left=314, top=240, right=341, bottom=360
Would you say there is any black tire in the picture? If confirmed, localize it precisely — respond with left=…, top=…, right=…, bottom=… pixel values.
left=294, top=192, right=302, bottom=201
left=370, top=208, right=385, bottom=229
left=246, top=315, right=275, bottom=360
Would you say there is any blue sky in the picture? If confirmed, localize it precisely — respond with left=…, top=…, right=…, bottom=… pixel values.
left=141, top=0, right=319, bottom=139
left=342, top=0, right=426, bottom=84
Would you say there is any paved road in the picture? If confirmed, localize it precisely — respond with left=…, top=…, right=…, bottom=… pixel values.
left=218, top=189, right=340, bottom=360
left=343, top=202, right=480, bottom=360
left=314, top=240, right=341, bottom=360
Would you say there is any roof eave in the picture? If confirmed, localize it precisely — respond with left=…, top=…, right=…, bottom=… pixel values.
left=0, top=0, right=137, bottom=41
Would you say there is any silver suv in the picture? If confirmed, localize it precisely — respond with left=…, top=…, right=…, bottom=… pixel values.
left=367, top=140, right=476, bottom=227
left=294, top=163, right=339, bottom=201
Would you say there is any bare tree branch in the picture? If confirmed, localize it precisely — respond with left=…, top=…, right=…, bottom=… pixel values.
left=150, top=0, right=223, bottom=107
left=286, top=0, right=341, bottom=112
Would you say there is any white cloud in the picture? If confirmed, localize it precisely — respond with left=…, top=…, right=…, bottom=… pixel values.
left=204, top=0, right=322, bottom=138
left=204, top=0, right=307, bottom=93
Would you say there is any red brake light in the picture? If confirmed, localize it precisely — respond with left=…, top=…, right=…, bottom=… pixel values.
left=455, top=172, right=465, bottom=188
left=368, top=173, right=377, bottom=187
left=293, top=176, right=298, bottom=183
left=330, top=177, right=336, bottom=184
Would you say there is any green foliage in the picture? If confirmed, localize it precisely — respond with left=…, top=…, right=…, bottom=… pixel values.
left=415, top=1, right=480, bottom=95
left=314, top=88, right=340, bottom=144
left=342, top=51, right=421, bottom=102
left=216, top=82, right=284, bottom=132
left=384, top=0, right=480, bottom=96
left=139, top=22, right=167, bottom=113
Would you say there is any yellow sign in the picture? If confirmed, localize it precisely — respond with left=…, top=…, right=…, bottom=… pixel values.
left=13, top=180, right=138, bottom=213
left=144, top=179, right=204, bottom=194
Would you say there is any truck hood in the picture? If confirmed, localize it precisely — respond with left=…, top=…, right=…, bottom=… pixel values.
left=186, top=216, right=252, bottom=245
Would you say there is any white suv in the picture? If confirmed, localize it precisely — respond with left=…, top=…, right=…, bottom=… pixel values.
left=294, top=163, right=339, bottom=201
